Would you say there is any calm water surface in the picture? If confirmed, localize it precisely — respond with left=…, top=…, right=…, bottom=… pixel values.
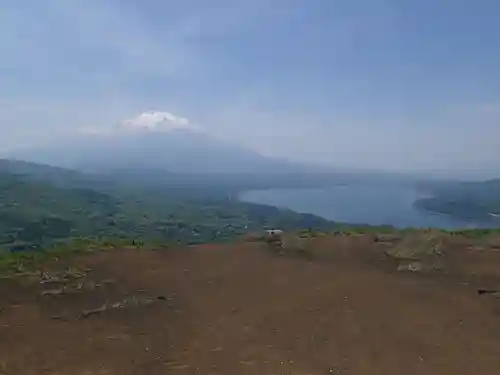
left=239, top=184, right=484, bottom=229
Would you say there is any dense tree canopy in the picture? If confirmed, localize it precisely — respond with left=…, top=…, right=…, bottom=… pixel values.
left=0, top=160, right=337, bottom=252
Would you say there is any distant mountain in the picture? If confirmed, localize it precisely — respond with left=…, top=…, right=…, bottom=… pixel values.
left=13, top=111, right=435, bottom=188
left=11, top=112, right=316, bottom=175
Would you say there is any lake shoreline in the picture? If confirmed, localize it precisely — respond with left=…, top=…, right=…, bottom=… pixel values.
left=412, top=197, right=500, bottom=228
left=238, top=185, right=496, bottom=230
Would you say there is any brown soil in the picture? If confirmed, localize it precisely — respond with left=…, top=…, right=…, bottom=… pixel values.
left=2, top=234, right=500, bottom=374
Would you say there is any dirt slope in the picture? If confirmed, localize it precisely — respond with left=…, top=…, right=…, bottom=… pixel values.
left=2, top=235, right=500, bottom=374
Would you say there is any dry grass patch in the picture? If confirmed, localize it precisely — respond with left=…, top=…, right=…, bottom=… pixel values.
left=384, top=231, right=447, bottom=272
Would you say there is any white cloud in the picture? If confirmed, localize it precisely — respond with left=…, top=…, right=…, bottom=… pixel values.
left=78, top=111, right=201, bottom=136
left=120, top=111, right=199, bottom=132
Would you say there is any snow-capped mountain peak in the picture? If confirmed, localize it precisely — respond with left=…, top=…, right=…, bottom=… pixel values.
left=11, top=110, right=304, bottom=174
left=119, top=111, right=201, bottom=133
left=79, top=111, right=202, bottom=136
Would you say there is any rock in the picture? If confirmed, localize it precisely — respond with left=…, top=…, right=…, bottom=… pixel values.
left=79, top=304, right=108, bottom=319
left=78, top=295, right=168, bottom=319
left=41, top=288, right=65, bottom=296
left=396, top=259, right=444, bottom=273
left=397, top=261, right=423, bottom=272
left=477, top=289, right=500, bottom=298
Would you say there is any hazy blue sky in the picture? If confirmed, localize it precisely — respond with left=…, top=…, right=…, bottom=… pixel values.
left=1, top=0, right=499, bottom=176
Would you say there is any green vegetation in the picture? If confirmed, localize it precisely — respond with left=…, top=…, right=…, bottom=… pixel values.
left=0, top=159, right=337, bottom=254
left=414, top=179, right=500, bottom=224
left=2, top=158, right=500, bottom=272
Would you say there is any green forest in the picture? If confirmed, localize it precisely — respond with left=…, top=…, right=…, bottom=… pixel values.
left=414, top=179, right=500, bottom=223
left=0, top=159, right=337, bottom=252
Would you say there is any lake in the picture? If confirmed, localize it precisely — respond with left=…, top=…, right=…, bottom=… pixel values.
left=239, top=184, right=483, bottom=229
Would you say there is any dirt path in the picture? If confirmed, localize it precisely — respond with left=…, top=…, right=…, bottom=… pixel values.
left=2, top=238, right=500, bottom=374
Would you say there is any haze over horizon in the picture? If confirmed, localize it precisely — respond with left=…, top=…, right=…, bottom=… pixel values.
left=1, top=1, right=499, bottom=178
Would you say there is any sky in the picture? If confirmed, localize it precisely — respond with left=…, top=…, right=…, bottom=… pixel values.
left=1, top=0, right=500, bottom=177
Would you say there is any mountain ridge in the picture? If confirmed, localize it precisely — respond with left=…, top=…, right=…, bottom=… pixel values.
left=10, top=125, right=318, bottom=175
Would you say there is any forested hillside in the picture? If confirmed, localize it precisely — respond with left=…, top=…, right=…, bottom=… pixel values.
left=0, top=159, right=336, bottom=252
left=414, top=179, right=500, bottom=223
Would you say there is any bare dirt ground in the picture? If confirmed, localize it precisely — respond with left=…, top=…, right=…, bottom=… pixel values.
left=2, top=234, right=500, bottom=374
